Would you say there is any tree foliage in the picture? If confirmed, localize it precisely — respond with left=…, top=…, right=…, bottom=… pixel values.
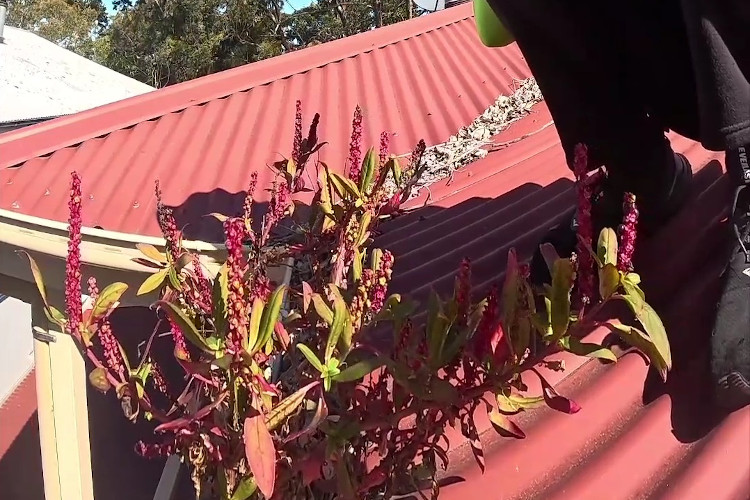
left=7, top=0, right=421, bottom=87
left=6, top=0, right=106, bottom=56
left=100, top=0, right=418, bottom=87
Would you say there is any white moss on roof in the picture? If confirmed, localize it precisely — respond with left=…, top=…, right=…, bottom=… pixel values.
left=0, top=25, right=153, bottom=124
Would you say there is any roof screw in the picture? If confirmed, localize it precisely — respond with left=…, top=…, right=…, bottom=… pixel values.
left=133, top=201, right=140, bottom=208
left=11, top=201, right=19, bottom=209
left=44, top=189, right=50, bottom=196
left=89, top=194, right=94, bottom=200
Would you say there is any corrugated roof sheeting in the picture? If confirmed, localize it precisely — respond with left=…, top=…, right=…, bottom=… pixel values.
left=0, top=4, right=531, bottom=241
left=378, top=107, right=750, bottom=500
left=0, top=5, right=748, bottom=499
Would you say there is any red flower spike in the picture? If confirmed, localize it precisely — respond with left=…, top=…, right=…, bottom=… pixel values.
left=224, top=218, right=249, bottom=351
left=347, top=105, right=363, bottom=182
left=243, top=172, right=259, bottom=223
left=618, top=192, right=639, bottom=272
left=191, top=254, right=213, bottom=314
left=154, top=181, right=181, bottom=261
left=292, top=100, right=303, bottom=166
left=87, top=276, right=99, bottom=302
left=98, top=318, right=124, bottom=376
left=408, top=139, right=426, bottom=173
left=168, top=317, right=190, bottom=361
left=378, top=131, right=390, bottom=167
left=369, top=250, right=394, bottom=314
left=135, top=439, right=175, bottom=459
left=65, top=171, right=83, bottom=337
left=572, top=143, right=596, bottom=305
left=455, top=258, right=471, bottom=324
left=150, top=361, right=170, bottom=396
left=473, top=285, right=498, bottom=359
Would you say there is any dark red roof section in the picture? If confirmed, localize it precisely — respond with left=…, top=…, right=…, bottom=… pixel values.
left=1, top=6, right=748, bottom=500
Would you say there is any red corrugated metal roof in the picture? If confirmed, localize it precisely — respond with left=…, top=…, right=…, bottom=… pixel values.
left=1, top=6, right=748, bottom=500
left=0, top=3, right=530, bottom=242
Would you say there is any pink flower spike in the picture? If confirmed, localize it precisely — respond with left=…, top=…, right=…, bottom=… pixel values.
left=572, top=143, right=596, bottom=305
left=617, top=192, right=639, bottom=272
left=169, top=317, right=190, bottom=361
left=99, top=318, right=125, bottom=376
left=347, top=105, right=364, bottom=182
left=378, top=131, right=390, bottom=167
left=66, top=171, right=83, bottom=337
left=224, top=217, right=248, bottom=351
left=455, top=258, right=471, bottom=324
left=293, top=100, right=303, bottom=166
left=154, top=181, right=181, bottom=262
left=243, top=172, right=259, bottom=223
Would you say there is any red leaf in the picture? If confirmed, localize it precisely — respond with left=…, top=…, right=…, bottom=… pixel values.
left=283, top=391, right=328, bottom=444
left=155, top=417, right=191, bottom=433
left=488, top=409, right=526, bottom=439
left=274, top=321, right=290, bottom=350
left=302, top=281, right=313, bottom=313
left=539, top=373, right=581, bottom=414
left=244, top=414, right=277, bottom=498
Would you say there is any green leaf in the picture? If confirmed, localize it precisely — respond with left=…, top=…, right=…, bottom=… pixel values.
left=45, top=306, right=66, bottom=329
left=370, top=248, right=383, bottom=271
left=622, top=277, right=645, bottom=302
left=297, top=344, right=325, bottom=373
left=496, top=391, right=544, bottom=414
left=389, top=156, right=402, bottom=185
left=359, top=147, right=378, bottom=194
left=357, top=212, right=372, bottom=247
left=230, top=478, right=257, bottom=500
left=255, top=285, right=287, bottom=353
left=597, top=227, right=618, bottom=267
left=212, top=264, right=228, bottom=338
left=90, top=283, right=128, bottom=324
left=426, top=290, right=448, bottom=366
left=165, top=266, right=179, bottom=290
left=352, top=248, right=363, bottom=282
left=598, top=263, right=620, bottom=300
left=624, top=272, right=641, bottom=286
left=137, top=268, right=168, bottom=296
left=501, top=249, right=520, bottom=328
left=617, top=293, right=672, bottom=374
left=550, top=258, right=575, bottom=341
left=328, top=170, right=362, bottom=200
left=607, top=322, right=668, bottom=380
left=324, top=285, right=348, bottom=362
left=563, top=336, right=617, bottom=362
left=18, top=251, right=49, bottom=308
left=311, top=294, right=334, bottom=326
left=156, top=301, right=214, bottom=353
left=488, top=409, right=526, bottom=438
left=331, top=357, right=385, bottom=383
left=88, top=367, right=111, bottom=393
left=425, top=378, right=459, bottom=403
left=247, top=297, right=265, bottom=353
left=265, top=380, right=319, bottom=430
left=243, top=414, right=276, bottom=498
left=136, top=243, right=167, bottom=264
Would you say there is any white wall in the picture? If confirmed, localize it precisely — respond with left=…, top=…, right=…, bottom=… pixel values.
left=0, top=294, right=34, bottom=405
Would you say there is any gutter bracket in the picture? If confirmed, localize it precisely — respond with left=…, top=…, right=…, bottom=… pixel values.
left=33, top=326, right=58, bottom=343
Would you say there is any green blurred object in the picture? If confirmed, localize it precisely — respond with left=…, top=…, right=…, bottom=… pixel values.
left=473, top=0, right=515, bottom=47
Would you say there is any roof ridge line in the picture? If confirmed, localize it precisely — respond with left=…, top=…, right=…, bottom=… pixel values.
left=0, top=5, right=474, bottom=169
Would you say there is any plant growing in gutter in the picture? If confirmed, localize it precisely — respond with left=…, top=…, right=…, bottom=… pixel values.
left=24, top=104, right=670, bottom=500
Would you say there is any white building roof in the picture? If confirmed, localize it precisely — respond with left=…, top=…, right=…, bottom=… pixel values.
left=0, top=25, right=153, bottom=124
